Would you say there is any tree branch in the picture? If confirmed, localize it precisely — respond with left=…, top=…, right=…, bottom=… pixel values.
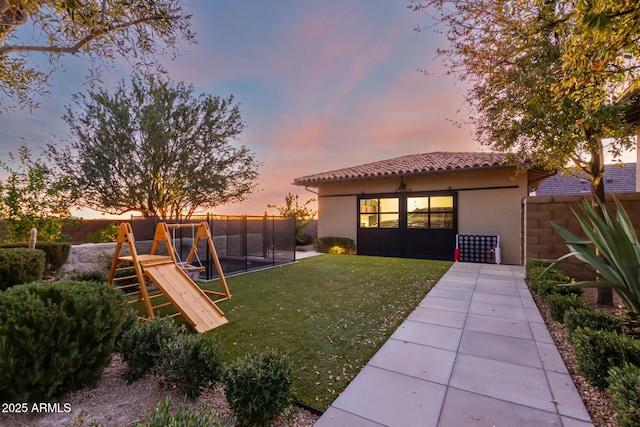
left=0, top=14, right=171, bottom=56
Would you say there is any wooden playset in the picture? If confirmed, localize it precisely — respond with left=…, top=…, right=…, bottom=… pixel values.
left=107, top=221, right=231, bottom=333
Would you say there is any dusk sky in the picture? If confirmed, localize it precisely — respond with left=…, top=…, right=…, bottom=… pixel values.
left=1, top=1, right=635, bottom=218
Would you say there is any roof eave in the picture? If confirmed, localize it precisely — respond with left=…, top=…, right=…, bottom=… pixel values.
left=292, top=163, right=520, bottom=186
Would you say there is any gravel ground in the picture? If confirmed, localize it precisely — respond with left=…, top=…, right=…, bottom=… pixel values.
left=0, top=353, right=319, bottom=427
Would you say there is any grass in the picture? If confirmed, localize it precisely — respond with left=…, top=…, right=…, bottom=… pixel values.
left=199, top=254, right=451, bottom=409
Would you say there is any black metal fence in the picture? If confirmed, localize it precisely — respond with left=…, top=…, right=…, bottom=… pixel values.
left=130, top=214, right=296, bottom=279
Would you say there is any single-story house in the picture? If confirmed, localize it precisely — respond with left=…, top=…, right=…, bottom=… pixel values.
left=293, top=152, right=551, bottom=265
left=535, top=163, right=637, bottom=197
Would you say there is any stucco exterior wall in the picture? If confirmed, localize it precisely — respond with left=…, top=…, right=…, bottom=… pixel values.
left=314, top=167, right=529, bottom=265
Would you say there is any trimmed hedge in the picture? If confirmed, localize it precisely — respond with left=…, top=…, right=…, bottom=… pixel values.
left=570, top=327, right=640, bottom=389
left=314, top=237, right=356, bottom=255
left=608, top=364, right=640, bottom=427
left=544, top=293, right=588, bottom=323
left=0, top=281, right=128, bottom=402
left=68, top=270, right=108, bottom=283
left=0, top=248, right=46, bottom=291
left=526, top=262, right=582, bottom=298
left=563, top=307, right=625, bottom=335
left=0, top=241, right=71, bottom=272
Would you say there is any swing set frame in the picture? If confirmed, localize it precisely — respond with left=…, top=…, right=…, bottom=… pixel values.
left=108, top=221, right=231, bottom=326
left=150, top=221, right=232, bottom=303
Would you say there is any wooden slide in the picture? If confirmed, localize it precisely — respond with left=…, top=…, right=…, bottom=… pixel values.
left=109, top=222, right=229, bottom=333
left=142, top=258, right=228, bottom=333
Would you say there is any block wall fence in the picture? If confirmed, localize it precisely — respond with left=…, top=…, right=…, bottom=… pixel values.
left=523, top=192, right=640, bottom=279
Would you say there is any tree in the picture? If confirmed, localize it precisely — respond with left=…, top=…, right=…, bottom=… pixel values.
left=0, top=143, right=73, bottom=241
left=0, top=0, right=194, bottom=111
left=553, top=1, right=640, bottom=115
left=268, top=192, right=316, bottom=244
left=410, top=0, right=639, bottom=305
left=47, top=75, right=261, bottom=219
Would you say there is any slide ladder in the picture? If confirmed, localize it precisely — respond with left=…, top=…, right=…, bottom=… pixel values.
left=108, top=223, right=228, bottom=333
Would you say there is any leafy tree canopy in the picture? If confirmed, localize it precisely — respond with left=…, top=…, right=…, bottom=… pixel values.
left=410, top=0, right=638, bottom=203
left=0, top=143, right=73, bottom=241
left=411, top=0, right=639, bottom=307
left=0, top=0, right=194, bottom=111
left=47, top=75, right=261, bottom=219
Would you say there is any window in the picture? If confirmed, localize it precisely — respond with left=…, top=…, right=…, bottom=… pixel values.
left=407, top=195, right=453, bottom=229
left=359, top=197, right=399, bottom=228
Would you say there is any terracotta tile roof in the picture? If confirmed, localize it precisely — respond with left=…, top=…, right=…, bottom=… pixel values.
left=536, top=163, right=637, bottom=196
left=293, top=151, right=513, bottom=185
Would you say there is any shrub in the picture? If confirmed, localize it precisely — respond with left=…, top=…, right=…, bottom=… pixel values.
left=0, top=241, right=71, bottom=272
left=563, top=307, right=624, bottom=335
left=314, top=237, right=356, bottom=255
left=87, top=222, right=120, bottom=243
left=525, top=259, right=553, bottom=271
left=296, top=231, right=312, bottom=246
left=544, top=293, right=588, bottom=323
left=114, top=307, right=140, bottom=353
left=526, top=263, right=582, bottom=298
left=570, top=327, right=640, bottom=389
left=608, top=364, right=640, bottom=427
left=68, top=270, right=108, bottom=283
left=0, top=248, right=45, bottom=291
left=223, top=350, right=293, bottom=427
left=136, top=397, right=234, bottom=427
left=0, top=281, right=128, bottom=402
left=119, top=316, right=182, bottom=382
left=159, top=334, right=223, bottom=399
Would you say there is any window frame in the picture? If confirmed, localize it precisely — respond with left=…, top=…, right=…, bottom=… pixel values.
left=358, top=196, right=400, bottom=229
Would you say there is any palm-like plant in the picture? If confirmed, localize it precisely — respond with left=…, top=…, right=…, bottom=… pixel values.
left=549, top=196, right=640, bottom=316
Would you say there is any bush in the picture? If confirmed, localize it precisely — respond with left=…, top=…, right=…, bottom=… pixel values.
left=608, top=364, right=640, bottom=427
left=87, top=222, right=120, bottom=243
left=119, top=316, right=182, bottom=382
left=296, top=231, right=313, bottom=246
left=563, top=307, right=624, bottom=335
left=68, top=270, right=108, bottom=283
left=136, top=397, right=234, bottom=427
left=0, top=248, right=46, bottom=291
left=114, top=307, right=139, bottom=353
left=526, top=263, right=582, bottom=298
left=0, top=281, right=128, bottom=402
left=314, top=237, right=356, bottom=255
left=525, top=259, right=553, bottom=271
left=544, top=293, right=588, bottom=323
left=0, top=241, right=71, bottom=272
left=159, top=334, right=223, bottom=399
left=223, top=350, right=293, bottom=427
left=570, top=327, right=640, bottom=389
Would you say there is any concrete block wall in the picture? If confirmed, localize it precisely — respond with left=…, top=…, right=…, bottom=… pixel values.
left=524, top=192, right=640, bottom=279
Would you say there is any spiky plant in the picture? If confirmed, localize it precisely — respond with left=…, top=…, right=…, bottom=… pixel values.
left=549, top=196, right=640, bottom=316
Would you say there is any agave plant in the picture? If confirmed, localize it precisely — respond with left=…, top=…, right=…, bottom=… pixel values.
left=548, top=196, right=640, bottom=316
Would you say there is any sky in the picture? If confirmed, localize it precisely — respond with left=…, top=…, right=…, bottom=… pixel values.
left=1, top=1, right=636, bottom=218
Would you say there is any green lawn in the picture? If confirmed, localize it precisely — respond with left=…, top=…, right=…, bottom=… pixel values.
left=201, top=254, right=451, bottom=409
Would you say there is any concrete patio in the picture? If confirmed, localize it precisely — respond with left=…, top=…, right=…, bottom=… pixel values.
left=315, top=262, right=593, bottom=427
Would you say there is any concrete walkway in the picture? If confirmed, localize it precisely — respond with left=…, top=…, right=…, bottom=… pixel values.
left=315, top=262, right=593, bottom=427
